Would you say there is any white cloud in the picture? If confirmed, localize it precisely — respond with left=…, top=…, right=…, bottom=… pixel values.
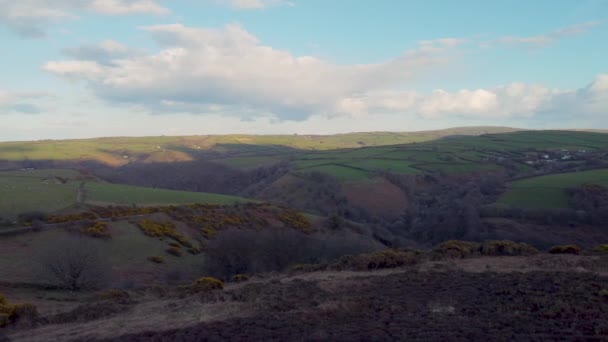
left=42, top=23, right=607, bottom=124
left=0, top=0, right=169, bottom=37
left=216, top=0, right=293, bottom=10
left=499, top=22, right=600, bottom=49
left=62, top=40, right=141, bottom=64
left=44, top=23, right=451, bottom=120
left=89, top=0, right=168, bottom=15
left=0, top=90, right=50, bottom=114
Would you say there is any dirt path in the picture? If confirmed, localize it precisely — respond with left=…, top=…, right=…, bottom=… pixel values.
left=76, top=182, right=87, bottom=204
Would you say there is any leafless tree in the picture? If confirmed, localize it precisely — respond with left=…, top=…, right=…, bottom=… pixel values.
left=35, top=236, right=110, bottom=291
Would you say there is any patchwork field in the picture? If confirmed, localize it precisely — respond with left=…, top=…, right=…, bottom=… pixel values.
left=241, top=130, right=608, bottom=181
left=0, top=127, right=520, bottom=165
left=498, top=168, right=608, bottom=209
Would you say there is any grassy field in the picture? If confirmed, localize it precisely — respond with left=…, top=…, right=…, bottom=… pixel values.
left=0, top=127, right=520, bottom=164
left=297, top=164, right=370, bottom=182
left=4, top=129, right=607, bottom=182
left=285, top=130, right=608, bottom=181
left=498, top=169, right=608, bottom=209
left=85, top=182, right=249, bottom=206
left=0, top=169, right=251, bottom=221
left=0, top=176, right=80, bottom=220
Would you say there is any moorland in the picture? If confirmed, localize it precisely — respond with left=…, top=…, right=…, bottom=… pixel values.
left=1, top=127, right=607, bottom=340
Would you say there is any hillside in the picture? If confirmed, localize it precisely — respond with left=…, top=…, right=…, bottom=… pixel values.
left=1, top=128, right=608, bottom=341
left=3, top=129, right=608, bottom=249
left=499, top=169, right=608, bottom=209
left=0, top=127, right=520, bottom=166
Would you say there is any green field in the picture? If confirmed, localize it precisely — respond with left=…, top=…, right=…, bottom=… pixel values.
left=0, top=169, right=251, bottom=221
left=0, top=176, right=80, bottom=220
left=0, top=127, right=521, bottom=164
left=85, top=182, right=249, bottom=206
left=343, top=159, right=420, bottom=174
left=297, top=164, right=370, bottom=182
left=498, top=169, right=608, bottom=209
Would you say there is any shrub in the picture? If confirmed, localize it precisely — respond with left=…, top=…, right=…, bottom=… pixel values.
left=148, top=256, right=164, bottom=264
left=232, top=274, right=250, bottom=283
left=592, top=244, right=608, bottom=255
left=81, top=221, right=111, bottom=239
left=204, top=229, right=377, bottom=280
left=166, top=247, right=182, bottom=257
left=187, top=247, right=201, bottom=255
left=433, top=240, right=480, bottom=259
left=0, top=296, right=38, bottom=328
left=136, top=220, right=192, bottom=247
left=479, top=240, right=539, bottom=256
left=332, top=249, right=421, bottom=271
left=549, top=244, right=582, bottom=255
left=191, top=277, right=224, bottom=292
left=17, top=211, right=48, bottom=225
left=278, top=210, right=312, bottom=232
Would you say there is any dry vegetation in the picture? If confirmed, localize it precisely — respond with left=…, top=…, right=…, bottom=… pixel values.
left=3, top=252, right=607, bottom=341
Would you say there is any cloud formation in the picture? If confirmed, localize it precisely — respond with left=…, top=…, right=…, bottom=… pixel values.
left=216, top=0, right=293, bottom=10
left=499, top=22, right=600, bottom=49
left=62, top=40, right=141, bottom=65
left=44, top=23, right=452, bottom=120
left=0, top=0, right=168, bottom=37
left=43, top=24, right=607, bottom=123
left=0, top=90, right=49, bottom=114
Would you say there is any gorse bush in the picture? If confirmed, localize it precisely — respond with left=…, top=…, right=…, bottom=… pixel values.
left=232, top=274, right=250, bottom=283
left=166, top=246, right=182, bottom=257
left=148, top=256, right=164, bottom=263
left=433, top=240, right=480, bottom=259
left=81, top=221, right=111, bottom=239
left=433, top=240, right=540, bottom=259
left=47, top=211, right=98, bottom=224
left=136, top=220, right=192, bottom=248
left=549, top=244, right=582, bottom=255
left=592, top=244, right=608, bottom=255
left=479, top=240, right=538, bottom=256
left=0, top=295, right=38, bottom=328
left=332, top=249, right=421, bottom=271
left=191, top=277, right=224, bottom=292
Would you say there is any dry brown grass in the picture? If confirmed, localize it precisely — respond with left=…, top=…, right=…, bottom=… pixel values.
left=6, top=253, right=608, bottom=341
left=8, top=296, right=251, bottom=342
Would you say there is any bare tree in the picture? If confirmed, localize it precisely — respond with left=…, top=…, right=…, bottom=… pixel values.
left=203, top=229, right=378, bottom=280
left=35, top=236, right=111, bottom=291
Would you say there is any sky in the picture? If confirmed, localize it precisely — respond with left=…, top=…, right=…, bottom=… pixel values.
left=0, top=0, right=607, bottom=141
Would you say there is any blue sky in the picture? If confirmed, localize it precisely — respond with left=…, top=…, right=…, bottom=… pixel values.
left=0, top=0, right=606, bottom=141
